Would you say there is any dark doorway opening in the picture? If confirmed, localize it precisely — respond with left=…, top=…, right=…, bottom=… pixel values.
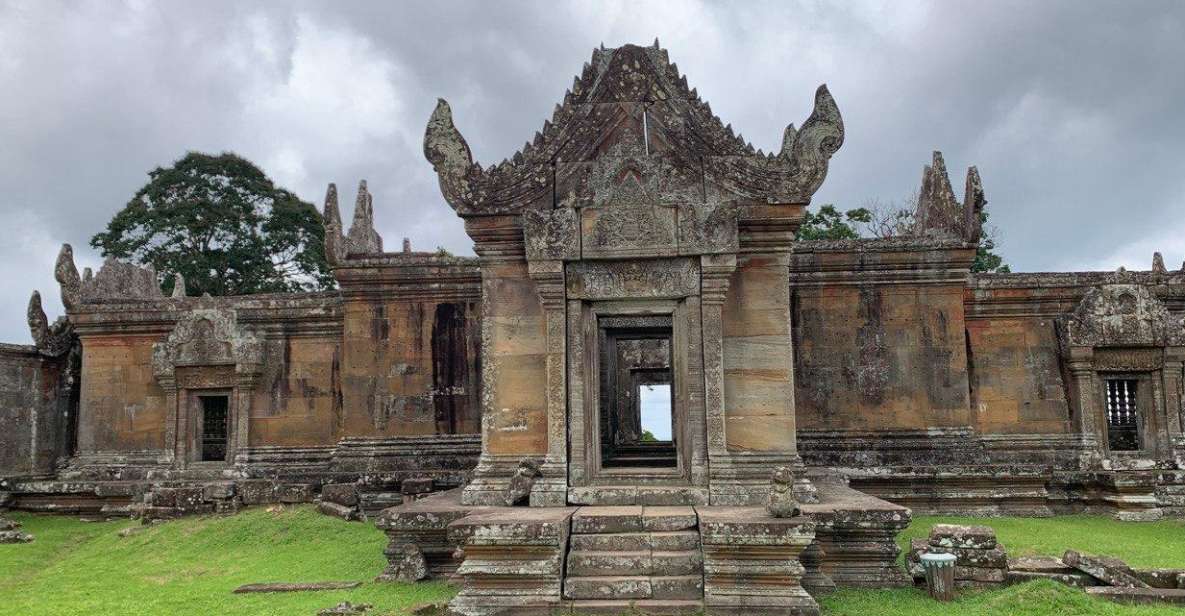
left=199, top=395, right=230, bottom=462
left=600, top=326, right=677, bottom=469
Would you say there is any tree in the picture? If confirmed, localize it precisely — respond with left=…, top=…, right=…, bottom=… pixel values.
left=796, top=204, right=873, bottom=241
left=971, top=211, right=1011, bottom=273
left=91, top=152, right=334, bottom=296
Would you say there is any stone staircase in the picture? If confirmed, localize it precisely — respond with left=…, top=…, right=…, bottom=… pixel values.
left=563, top=506, right=704, bottom=612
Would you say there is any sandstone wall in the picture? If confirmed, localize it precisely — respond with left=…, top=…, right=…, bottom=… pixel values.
left=78, top=334, right=168, bottom=454
left=339, top=298, right=480, bottom=438
left=0, top=344, right=69, bottom=476
left=792, top=282, right=971, bottom=431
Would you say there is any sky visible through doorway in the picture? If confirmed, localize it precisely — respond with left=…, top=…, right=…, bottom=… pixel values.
left=639, top=383, right=673, bottom=441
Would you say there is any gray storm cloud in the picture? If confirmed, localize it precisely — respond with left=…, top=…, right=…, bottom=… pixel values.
left=1, top=0, right=1183, bottom=342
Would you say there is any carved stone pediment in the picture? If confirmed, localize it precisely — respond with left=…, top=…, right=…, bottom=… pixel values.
left=566, top=258, right=699, bottom=300
left=424, top=42, right=843, bottom=215
left=580, top=204, right=678, bottom=259
left=1059, top=284, right=1185, bottom=352
left=153, top=308, right=264, bottom=383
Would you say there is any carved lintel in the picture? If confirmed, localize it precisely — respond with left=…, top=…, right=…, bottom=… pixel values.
left=566, top=258, right=699, bottom=300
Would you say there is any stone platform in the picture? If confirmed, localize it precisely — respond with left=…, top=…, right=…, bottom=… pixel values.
left=375, top=478, right=911, bottom=615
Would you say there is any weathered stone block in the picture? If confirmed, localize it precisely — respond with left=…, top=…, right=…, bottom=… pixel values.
left=400, top=477, right=434, bottom=496
left=571, top=506, right=643, bottom=534
left=173, top=487, right=205, bottom=511
left=928, top=524, right=997, bottom=550
left=563, top=576, right=650, bottom=600
left=567, top=551, right=650, bottom=577
left=238, top=480, right=275, bottom=505
left=1085, top=586, right=1185, bottom=606
left=319, top=501, right=360, bottom=522
left=275, top=483, right=313, bottom=504
left=203, top=483, right=235, bottom=500
left=650, top=575, right=702, bottom=600
left=1064, top=551, right=1150, bottom=589
left=641, top=506, right=697, bottom=532
left=322, top=483, right=359, bottom=506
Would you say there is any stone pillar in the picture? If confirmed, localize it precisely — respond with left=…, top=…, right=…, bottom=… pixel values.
left=159, top=376, right=180, bottom=465
left=528, top=260, right=568, bottom=506
left=461, top=217, right=550, bottom=506
left=1066, top=350, right=1102, bottom=470
left=708, top=253, right=803, bottom=505
left=1164, top=347, right=1185, bottom=467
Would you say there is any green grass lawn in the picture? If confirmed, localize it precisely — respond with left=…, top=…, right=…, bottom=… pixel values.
left=2, top=508, right=1184, bottom=615
left=0, top=506, right=452, bottom=615
left=821, top=514, right=1185, bottom=616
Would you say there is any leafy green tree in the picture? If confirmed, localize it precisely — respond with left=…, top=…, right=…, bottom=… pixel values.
left=796, top=204, right=872, bottom=240
left=972, top=211, right=1010, bottom=273
left=91, top=152, right=334, bottom=296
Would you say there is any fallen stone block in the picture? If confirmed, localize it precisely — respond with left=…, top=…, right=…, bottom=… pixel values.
left=318, top=501, right=360, bottom=522
left=0, top=530, right=33, bottom=543
left=321, top=483, right=358, bottom=507
left=1133, top=568, right=1185, bottom=589
left=232, top=581, right=361, bottom=594
left=319, top=602, right=372, bottom=615
left=1085, top=586, right=1185, bottom=606
left=1064, top=551, right=1149, bottom=589
left=929, top=524, right=997, bottom=550
left=0, top=516, right=20, bottom=531
left=1006, top=570, right=1095, bottom=588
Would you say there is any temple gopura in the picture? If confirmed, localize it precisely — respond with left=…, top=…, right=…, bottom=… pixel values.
left=3, top=42, right=1185, bottom=614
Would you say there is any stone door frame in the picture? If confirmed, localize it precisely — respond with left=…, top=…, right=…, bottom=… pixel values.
left=567, top=298, right=707, bottom=489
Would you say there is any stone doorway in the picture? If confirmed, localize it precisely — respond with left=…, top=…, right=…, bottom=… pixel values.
left=600, top=326, right=677, bottom=469
left=197, top=394, right=230, bottom=462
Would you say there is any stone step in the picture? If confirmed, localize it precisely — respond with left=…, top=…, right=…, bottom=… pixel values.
left=564, top=576, right=651, bottom=600
left=650, top=575, right=703, bottom=600
left=570, top=530, right=700, bottom=552
left=563, top=575, right=704, bottom=601
left=566, top=550, right=702, bottom=577
left=567, top=486, right=710, bottom=506
left=567, top=551, right=651, bottom=577
left=566, top=599, right=703, bottom=615
left=571, top=506, right=697, bottom=534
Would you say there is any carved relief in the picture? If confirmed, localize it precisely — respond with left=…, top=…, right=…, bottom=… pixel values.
left=522, top=208, right=579, bottom=261
left=152, top=308, right=264, bottom=381
left=1059, top=284, right=1185, bottom=351
left=423, top=42, right=843, bottom=214
left=566, top=258, right=699, bottom=300
left=580, top=205, right=677, bottom=258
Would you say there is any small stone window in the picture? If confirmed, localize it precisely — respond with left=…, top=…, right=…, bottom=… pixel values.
left=199, top=395, right=230, bottom=462
left=1104, top=379, right=1141, bottom=452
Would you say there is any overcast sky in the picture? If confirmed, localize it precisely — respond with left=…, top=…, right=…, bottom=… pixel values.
left=2, top=0, right=1184, bottom=344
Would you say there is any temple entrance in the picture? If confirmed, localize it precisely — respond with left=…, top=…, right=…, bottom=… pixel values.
left=197, top=394, right=229, bottom=463
left=599, top=326, right=677, bottom=469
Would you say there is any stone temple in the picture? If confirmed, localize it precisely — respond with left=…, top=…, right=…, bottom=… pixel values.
left=2, top=42, right=1185, bottom=614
